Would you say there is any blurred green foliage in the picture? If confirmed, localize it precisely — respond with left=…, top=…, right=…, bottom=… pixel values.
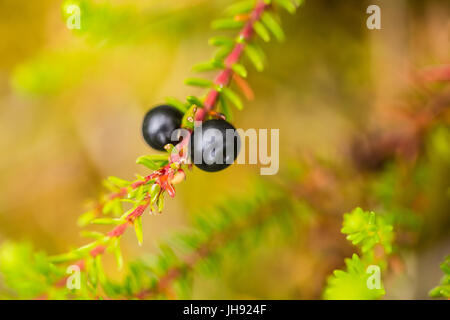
left=324, top=254, right=386, bottom=300
left=324, top=208, right=394, bottom=300
left=429, top=255, right=450, bottom=299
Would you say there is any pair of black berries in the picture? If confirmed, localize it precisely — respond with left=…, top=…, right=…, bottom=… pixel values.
left=142, top=105, right=240, bottom=172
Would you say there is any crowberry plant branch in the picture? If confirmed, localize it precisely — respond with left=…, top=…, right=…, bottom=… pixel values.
left=323, top=208, right=395, bottom=300
left=42, top=0, right=303, bottom=297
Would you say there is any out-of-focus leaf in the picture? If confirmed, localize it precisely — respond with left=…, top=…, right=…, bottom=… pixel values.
left=429, top=256, right=450, bottom=299
left=157, top=195, right=165, bottom=212
left=192, top=60, right=225, bottom=72
left=186, top=95, right=204, bottom=107
left=211, top=18, right=245, bottom=30
left=107, top=176, right=130, bottom=188
left=78, top=210, right=96, bottom=227
left=208, top=36, right=235, bottom=47
left=134, top=216, right=144, bottom=246
left=150, top=184, right=161, bottom=204
left=323, top=254, right=385, bottom=300
left=184, top=78, right=214, bottom=88
left=275, top=0, right=297, bottom=14
left=221, top=87, right=244, bottom=110
left=261, top=12, right=285, bottom=42
left=214, top=45, right=234, bottom=61
left=253, top=21, right=271, bottom=42
left=80, top=231, right=105, bottom=240
left=219, top=93, right=233, bottom=121
left=245, top=43, right=265, bottom=71
left=341, top=208, right=394, bottom=254
left=91, top=218, right=123, bottom=225
left=225, top=0, right=256, bottom=16
left=136, top=155, right=169, bottom=170
left=165, top=97, right=188, bottom=113
left=231, top=63, right=248, bottom=78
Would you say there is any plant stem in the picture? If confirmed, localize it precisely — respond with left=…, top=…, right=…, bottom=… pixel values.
left=194, top=0, right=269, bottom=121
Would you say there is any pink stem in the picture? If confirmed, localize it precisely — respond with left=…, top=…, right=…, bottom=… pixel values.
left=194, top=0, right=269, bottom=121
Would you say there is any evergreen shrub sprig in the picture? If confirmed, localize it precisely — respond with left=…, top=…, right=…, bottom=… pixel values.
left=323, top=208, right=395, bottom=300
left=0, top=0, right=303, bottom=299
left=429, top=256, right=450, bottom=299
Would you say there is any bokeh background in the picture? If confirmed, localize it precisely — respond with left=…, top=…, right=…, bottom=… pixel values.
left=0, top=0, right=448, bottom=299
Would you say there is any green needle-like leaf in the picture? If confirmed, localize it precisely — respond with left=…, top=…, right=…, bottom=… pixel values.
left=341, top=208, right=394, bottom=254
left=157, top=195, right=165, bottom=213
left=292, top=0, right=304, bottom=7
left=184, top=78, right=214, bottom=88
left=261, top=12, right=285, bottom=42
left=134, top=216, right=144, bottom=246
left=231, top=63, right=248, bottom=78
left=91, top=218, right=124, bottom=225
left=219, top=93, right=233, bottom=121
left=429, top=256, right=450, bottom=299
left=192, top=60, right=225, bottom=72
left=214, top=46, right=234, bottom=61
left=165, top=97, right=188, bottom=113
left=245, top=44, right=265, bottom=71
left=78, top=210, right=96, bottom=227
left=186, top=95, right=204, bottom=107
left=80, top=231, right=106, bottom=240
left=150, top=184, right=161, bottom=204
left=323, top=254, right=386, bottom=300
left=208, top=36, right=235, bottom=47
left=253, top=21, right=271, bottom=42
left=136, top=155, right=169, bottom=170
left=221, top=87, right=244, bottom=110
left=107, top=176, right=131, bottom=188
left=275, top=0, right=297, bottom=14
left=225, top=0, right=256, bottom=16
left=211, top=18, right=245, bottom=30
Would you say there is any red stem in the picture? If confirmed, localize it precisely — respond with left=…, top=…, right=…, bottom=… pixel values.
left=194, top=0, right=269, bottom=121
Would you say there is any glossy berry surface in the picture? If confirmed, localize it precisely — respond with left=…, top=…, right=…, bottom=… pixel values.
left=190, top=119, right=240, bottom=172
left=142, top=105, right=183, bottom=151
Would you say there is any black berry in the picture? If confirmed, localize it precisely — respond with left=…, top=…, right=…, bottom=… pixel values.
left=142, top=105, right=183, bottom=151
left=190, top=119, right=240, bottom=172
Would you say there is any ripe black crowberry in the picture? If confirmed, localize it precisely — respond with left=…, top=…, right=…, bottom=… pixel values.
left=190, top=119, right=241, bottom=172
left=142, top=105, right=183, bottom=151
